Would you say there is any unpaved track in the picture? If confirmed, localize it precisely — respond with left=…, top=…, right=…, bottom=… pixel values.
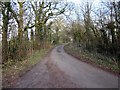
left=13, top=45, right=118, bottom=88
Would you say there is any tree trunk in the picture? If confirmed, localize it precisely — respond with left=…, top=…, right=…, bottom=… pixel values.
left=2, top=2, right=10, bottom=63
left=17, top=2, right=24, bottom=60
left=2, top=17, right=8, bottom=63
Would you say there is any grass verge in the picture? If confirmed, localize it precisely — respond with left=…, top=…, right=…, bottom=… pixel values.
left=64, top=44, right=119, bottom=76
left=2, top=47, right=53, bottom=88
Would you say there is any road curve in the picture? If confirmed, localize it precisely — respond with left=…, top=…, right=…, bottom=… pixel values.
left=51, top=45, right=118, bottom=88
left=13, top=46, right=77, bottom=88
left=13, top=45, right=118, bottom=88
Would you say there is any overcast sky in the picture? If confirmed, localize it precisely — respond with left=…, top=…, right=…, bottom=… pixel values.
left=67, top=0, right=100, bottom=4
left=64, top=0, right=101, bottom=21
left=67, top=0, right=119, bottom=3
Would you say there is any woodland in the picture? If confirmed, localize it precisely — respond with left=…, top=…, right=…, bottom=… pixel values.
left=0, top=0, right=120, bottom=68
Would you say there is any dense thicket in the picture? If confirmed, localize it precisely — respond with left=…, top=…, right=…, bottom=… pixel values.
left=70, top=1, right=120, bottom=61
left=0, top=1, right=68, bottom=63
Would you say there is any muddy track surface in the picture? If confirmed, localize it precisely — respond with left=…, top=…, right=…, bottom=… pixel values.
left=12, top=45, right=118, bottom=88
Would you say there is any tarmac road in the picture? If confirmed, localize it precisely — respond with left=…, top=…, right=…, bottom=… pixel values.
left=51, top=45, right=118, bottom=88
left=13, top=45, right=118, bottom=88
